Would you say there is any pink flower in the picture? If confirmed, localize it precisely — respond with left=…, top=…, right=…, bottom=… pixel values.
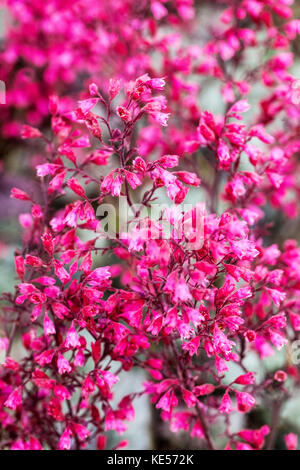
left=193, top=384, right=215, bottom=396
left=182, top=337, right=201, bottom=356
left=151, top=111, right=170, bottom=127
left=105, top=410, right=127, bottom=434
left=41, top=232, right=54, bottom=255
left=35, top=349, right=55, bottom=366
left=86, top=267, right=111, bottom=287
left=96, top=370, right=119, bottom=389
left=20, top=125, right=42, bottom=139
left=173, top=275, right=192, bottom=302
left=58, top=427, right=72, bottom=450
left=228, top=99, right=250, bottom=116
left=4, top=387, right=22, bottom=410
left=213, top=326, right=234, bottom=360
left=274, top=370, right=287, bottom=382
left=67, top=178, right=86, bottom=198
left=244, top=330, right=256, bottom=342
left=97, top=435, right=107, bottom=450
left=57, top=353, right=72, bottom=375
left=44, top=312, right=56, bottom=336
left=156, top=389, right=177, bottom=413
left=54, top=384, right=71, bottom=400
left=89, top=83, right=99, bottom=96
left=109, top=79, right=121, bottom=101
left=173, top=171, right=201, bottom=186
left=217, top=140, right=231, bottom=170
left=72, top=423, right=90, bottom=442
left=65, top=323, right=81, bottom=349
left=0, top=337, right=8, bottom=351
left=235, top=391, right=256, bottom=413
left=170, top=412, right=191, bottom=433
left=238, top=425, right=270, bottom=450
left=182, top=389, right=198, bottom=408
left=219, top=392, right=233, bottom=414
left=265, top=288, right=286, bottom=308
left=117, top=106, right=131, bottom=123
left=190, top=420, right=205, bottom=439
left=10, top=188, right=31, bottom=201
left=234, top=372, right=256, bottom=385
left=77, top=98, right=99, bottom=114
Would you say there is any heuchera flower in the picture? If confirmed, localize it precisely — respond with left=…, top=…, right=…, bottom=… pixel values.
left=285, top=433, right=298, bottom=451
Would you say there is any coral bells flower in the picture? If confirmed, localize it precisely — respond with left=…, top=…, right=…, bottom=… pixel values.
left=41, top=231, right=54, bottom=255
left=10, top=188, right=31, bottom=201
left=72, top=423, right=90, bottom=442
left=58, top=428, right=72, bottom=450
left=4, top=387, right=22, bottom=410
left=244, top=330, right=256, bottom=342
left=1, top=0, right=300, bottom=451
left=117, top=106, right=131, bottom=123
left=156, top=389, right=177, bottom=413
left=274, top=370, right=288, bottom=383
left=57, top=353, right=72, bottom=375
left=193, top=384, right=215, bottom=397
left=44, top=312, right=56, bottom=336
left=219, top=392, right=233, bottom=415
left=234, top=372, right=256, bottom=385
left=65, top=323, right=81, bottom=349
left=237, top=425, right=270, bottom=450
left=96, top=435, right=107, bottom=450
left=285, top=433, right=298, bottom=451
left=14, top=255, right=25, bottom=280
left=151, top=111, right=170, bottom=127
left=20, top=125, right=42, bottom=139
left=235, top=392, right=256, bottom=413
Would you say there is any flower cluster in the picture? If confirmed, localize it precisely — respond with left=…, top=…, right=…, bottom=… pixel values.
left=1, top=0, right=300, bottom=451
